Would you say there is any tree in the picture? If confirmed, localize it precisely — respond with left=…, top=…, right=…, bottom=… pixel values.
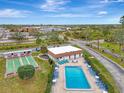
left=114, top=16, right=124, bottom=51
left=49, top=32, right=60, bottom=41
left=120, top=16, right=124, bottom=28
left=17, top=65, right=35, bottom=80
left=115, top=30, right=124, bottom=51
left=105, top=32, right=115, bottom=42
left=0, top=32, right=4, bottom=41
left=36, top=37, right=41, bottom=44
left=90, top=30, right=103, bottom=50
left=12, top=32, right=25, bottom=43
left=48, top=58, right=54, bottom=65
left=84, top=26, right=92, bottom=41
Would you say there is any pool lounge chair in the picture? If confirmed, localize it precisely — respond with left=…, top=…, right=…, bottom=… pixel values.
left=95, top=75, right=99, bottom=79
left=72, top=60, right=78, bottom=63
left=88, top=65, right=91, bottom=68
left=102, top=90, right=108, bottom=93
left=52, top=79, right=57, bottom=84
left=55, top=67, right=58, bottom=70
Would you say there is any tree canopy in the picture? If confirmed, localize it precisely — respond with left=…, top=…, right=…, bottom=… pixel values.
left=17, top=65, right=35, bottom=80
left=120, top=16, right=124, bottom=27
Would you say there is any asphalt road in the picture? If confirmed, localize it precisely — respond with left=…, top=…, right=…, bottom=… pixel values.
left=70, top=40, right=124, bottom=93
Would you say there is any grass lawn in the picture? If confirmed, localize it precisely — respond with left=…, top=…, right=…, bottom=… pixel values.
left=0, top=56, right=52, bottom=93
left=32, top=51, right=42, bottom=56
left=100, top=42, right=124, bottom=56
left=83, top=51, right=120, bottom=93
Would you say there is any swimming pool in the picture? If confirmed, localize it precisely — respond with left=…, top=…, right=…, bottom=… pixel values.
left=65, top=66, right=91, bottom=90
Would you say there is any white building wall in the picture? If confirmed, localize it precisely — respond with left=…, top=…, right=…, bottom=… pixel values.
left=76, top=54, right=80, bottom=58
left=70, top=55, right=74, bottom=59
left=64, top=56, right=69, bottom=60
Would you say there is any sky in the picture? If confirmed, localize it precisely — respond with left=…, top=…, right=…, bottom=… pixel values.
left=0, top=0, right=124, bottom=24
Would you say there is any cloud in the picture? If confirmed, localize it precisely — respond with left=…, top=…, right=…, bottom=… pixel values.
left=46, top=13, right=92, bottom=18
left=98, top=11, right=108, bottom=15
left=0, top=0, right=36, bottom=7
left=0, top=9, right=31, bottom=18
left=40, top=0, right=70, bottom=12
left=100, top=0, right=124, bottom=3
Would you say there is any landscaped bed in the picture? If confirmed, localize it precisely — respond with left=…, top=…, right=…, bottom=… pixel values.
left=0, top=56, right=52, bottom=93
left=39, top=54, right=49, bottom=60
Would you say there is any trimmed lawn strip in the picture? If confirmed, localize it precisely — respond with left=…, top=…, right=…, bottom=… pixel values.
left=100, top=42, right=124, bottom=56
left=83, top=51, right=120, bottom=93
left=92, top=47, right=124, bottom=68
left=0, top=43, right=39, bottom=51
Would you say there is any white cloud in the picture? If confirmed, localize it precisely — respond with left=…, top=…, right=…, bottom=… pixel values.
left=101, top=0, right=124, bottom=3
left=40, top=0, right=70, bottom=12
left=46, top=13, right=92, bottom=18
left=98, top=11, right=108, bottom=15
left=0, top=9, right=31, bottom=18
left=101, top=0, right=109, bottom=3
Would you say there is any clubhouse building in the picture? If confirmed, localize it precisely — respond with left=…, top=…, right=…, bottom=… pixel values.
left=48, top=46, right=82, bottom=64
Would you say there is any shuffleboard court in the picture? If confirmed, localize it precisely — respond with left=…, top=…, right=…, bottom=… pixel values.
left=21, top=57, right=29, bottom=65
left=5, top=55, right=38, bottom=77
left=26, top=56, right=38, bottom=67
left=6, top=59, right=14, bottom=73
left=13, top=58, right=21, bottom=71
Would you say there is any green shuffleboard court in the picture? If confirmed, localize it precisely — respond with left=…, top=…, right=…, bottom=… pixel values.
left=6, top=59, right=14, bottom=73
left=21, top=57, right=29, bottom=65
left=26, top=56, right=38, bottom=67
left=13, top=58, right=21, bottom=71
left=6, top=56, right=38, bottom=75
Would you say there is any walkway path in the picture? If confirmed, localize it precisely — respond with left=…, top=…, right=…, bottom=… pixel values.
left=70, top=40, right=124, bottom=93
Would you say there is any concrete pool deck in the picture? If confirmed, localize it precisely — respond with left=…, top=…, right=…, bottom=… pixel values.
left=51, top=57, right=101, bottom=93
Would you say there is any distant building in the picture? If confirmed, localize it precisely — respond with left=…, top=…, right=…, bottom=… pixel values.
left=39, top=26, right=68, bottom=32
left=66, top=27, right=71, bottom=31
left=6, top=32, right=30, bottom=39
left=0, top=27, right=9, bottom=39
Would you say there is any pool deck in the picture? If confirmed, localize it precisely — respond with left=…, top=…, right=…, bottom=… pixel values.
left=51, top=57, right=101, bottom=93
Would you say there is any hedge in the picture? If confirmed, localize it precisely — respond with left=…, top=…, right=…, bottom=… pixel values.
left=0, top=43, right=39, bottom=50
left=45, top=64, right=54, bottom=93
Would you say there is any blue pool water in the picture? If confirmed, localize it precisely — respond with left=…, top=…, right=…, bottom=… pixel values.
left=65, top=66, right=91, bottom=89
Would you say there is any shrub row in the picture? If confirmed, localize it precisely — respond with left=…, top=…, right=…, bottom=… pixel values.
left=0, top=43, right=39, bottom=50
left=45, top=62, right=55, bottom=93
left=83, top=51, right=120, bottom=93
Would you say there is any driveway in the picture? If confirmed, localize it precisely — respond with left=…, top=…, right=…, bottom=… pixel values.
left=70, top=40, right=124, bottom=93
